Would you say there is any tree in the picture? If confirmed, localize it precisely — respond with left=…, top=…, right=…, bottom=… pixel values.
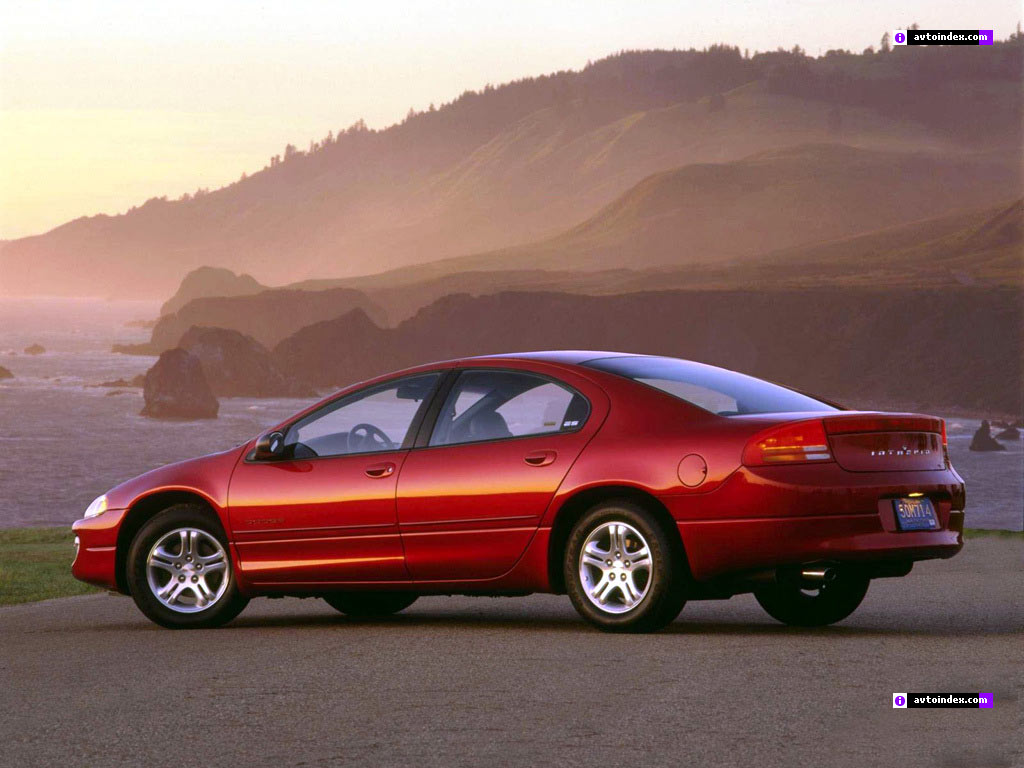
left=880, top=32, right=891, bottom=52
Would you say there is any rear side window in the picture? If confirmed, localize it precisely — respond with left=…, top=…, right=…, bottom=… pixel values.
left=583, top=356, right=837, bottom=416
left=430, top=370, right=590, bottom=447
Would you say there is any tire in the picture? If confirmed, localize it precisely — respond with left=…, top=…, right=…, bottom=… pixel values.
left=754, top=570, right=869, bottom=627
left=564, top=500, right=687, bottom=633
left=323, top=592, right=418, bottom=617
left=126, top=504, right=249, bottom=629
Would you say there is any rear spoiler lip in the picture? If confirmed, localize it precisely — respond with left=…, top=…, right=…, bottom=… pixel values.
left=823, top=413, right=943, bottom=435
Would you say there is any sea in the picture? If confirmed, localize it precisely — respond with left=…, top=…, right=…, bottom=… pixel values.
left=0, top=297, right=1021, bottom=530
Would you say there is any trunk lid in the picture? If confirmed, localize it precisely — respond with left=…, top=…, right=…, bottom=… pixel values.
left=824, top=413, right=946, bottom=472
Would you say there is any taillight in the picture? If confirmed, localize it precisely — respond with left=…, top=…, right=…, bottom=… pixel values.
left=742, top=420, right=833, bottom=466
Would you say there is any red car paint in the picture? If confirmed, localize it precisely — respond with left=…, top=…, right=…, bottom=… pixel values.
left=72, top=352, right=964, bottom=599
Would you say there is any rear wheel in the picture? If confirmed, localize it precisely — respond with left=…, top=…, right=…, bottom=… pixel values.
left=323, top=592, right=418, bottom=617
left=126, top=504, right=249, bottom=629
left=754, top=569, right=869, bottom=627
left=564, top=501, right=687, bottom=633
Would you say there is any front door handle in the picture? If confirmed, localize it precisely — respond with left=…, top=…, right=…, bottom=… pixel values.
left=364, top=462, right=396, bottom=478
left=524, top=450, right=557, bottom=467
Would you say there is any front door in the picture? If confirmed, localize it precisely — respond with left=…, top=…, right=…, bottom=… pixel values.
left=229, top=372, right=442, bottom=586
left=397, top=367, right=597, bottom=581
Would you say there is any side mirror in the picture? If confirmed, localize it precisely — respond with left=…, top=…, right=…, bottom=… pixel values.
left=253, top=431, right=286, bottom=461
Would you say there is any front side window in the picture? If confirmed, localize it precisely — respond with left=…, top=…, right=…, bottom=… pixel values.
left=583, top=356, right=837, bottom=416
left=430, top=370, right=590, bottom=447
left=284, top=372, right=441, bottom=458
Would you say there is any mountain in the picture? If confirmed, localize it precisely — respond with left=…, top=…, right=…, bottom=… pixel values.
left=160, top=267, right=266, bottom=316
left=272, top=287, right=1023, bottom=417
left=370, top=144, right=1018, bottom=278
left=114, top=286, right=385, bottom=353
left=135, top=195, right=1021, bottom=342
left=2, top=42, right=1020, bottom=298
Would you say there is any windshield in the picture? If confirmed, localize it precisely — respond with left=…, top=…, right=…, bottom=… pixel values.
left=583, top=356, right=838, bottom=416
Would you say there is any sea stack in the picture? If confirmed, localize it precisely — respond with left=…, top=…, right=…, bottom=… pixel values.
left=995, top=424, right=1021, bottom=441
left=968, top=420, right=1006, bottom=452
left=140, top=348, right=219, bottom=419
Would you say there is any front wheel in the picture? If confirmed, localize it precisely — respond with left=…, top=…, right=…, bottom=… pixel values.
left=564, top=501, right=687, bottom=633
left=323, top=592, right=418, bottom=617
left=126, top=504, right=249, bottom=629
left=754, top=570, right=869, bottom=627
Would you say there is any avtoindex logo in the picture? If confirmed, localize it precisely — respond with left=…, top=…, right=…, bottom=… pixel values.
left=893, top=29, right=994, bottom=46
left=893, top=692, right=994, bottom=708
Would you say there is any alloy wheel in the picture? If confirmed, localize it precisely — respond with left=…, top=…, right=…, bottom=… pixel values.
left=578, top=521, right=653, bottom=614
left=146, top=527, right=229, bottom=613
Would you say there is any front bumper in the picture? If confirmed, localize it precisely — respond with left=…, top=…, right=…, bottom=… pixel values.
left=71, top=508, right=128, bottom=591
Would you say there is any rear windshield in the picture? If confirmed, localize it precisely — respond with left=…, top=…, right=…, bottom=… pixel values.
left=583, top=356, right=838, bottom=416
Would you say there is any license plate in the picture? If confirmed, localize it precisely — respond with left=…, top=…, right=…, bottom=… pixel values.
left=893, top=497, right=939, bottom=531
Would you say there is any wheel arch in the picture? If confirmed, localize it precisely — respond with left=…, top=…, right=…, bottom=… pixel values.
left=114, top=490, right=225, bottom=594
left=546, top=485, right=690, bottom=594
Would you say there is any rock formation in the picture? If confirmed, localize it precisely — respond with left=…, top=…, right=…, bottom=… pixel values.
left=969, top=420, right=1006, bottom=452
left=178, top=326, right=313, bottom=398
left=140, top=349, right=219, bottom=419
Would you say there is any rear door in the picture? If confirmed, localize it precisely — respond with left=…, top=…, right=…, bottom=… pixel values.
left=396, top=364, right=602, bottom=581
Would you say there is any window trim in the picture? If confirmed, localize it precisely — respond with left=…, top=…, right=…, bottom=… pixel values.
left=415, top=367, right=592, bottom=450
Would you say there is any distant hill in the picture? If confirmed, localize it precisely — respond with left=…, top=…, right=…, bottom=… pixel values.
left=115, top=286, right=385, bottom=354
left=2, top=41, right=1020, bottom=298
left=391, top=144, right=1018, bottom=276
left=160, top=266, right=266, bottom=316
left=272, top=287, right=1023, bottom=417
left=138, top=195, right=1021, bottom=335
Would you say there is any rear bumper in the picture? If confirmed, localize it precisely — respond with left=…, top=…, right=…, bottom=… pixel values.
left=661, top=463, right=965, bottom=581
left=71, top=508, right=126, bottom=592
left=676, top=511, right=962, bottom=581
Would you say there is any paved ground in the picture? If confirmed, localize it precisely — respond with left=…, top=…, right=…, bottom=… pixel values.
left=1, top=538, right=1020, bottom=768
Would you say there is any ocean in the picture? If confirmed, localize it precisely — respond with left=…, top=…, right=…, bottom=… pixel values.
left=0, top=297, right=1020, bottom=530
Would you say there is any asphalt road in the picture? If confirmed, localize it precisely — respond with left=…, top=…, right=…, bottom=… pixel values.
left=1, top=538, right=1020, bottom=768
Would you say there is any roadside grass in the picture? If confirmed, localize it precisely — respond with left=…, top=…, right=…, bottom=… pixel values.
left=0, top=527, right=99, bottom=606
left=963, top=527, right=1024, bottom=539
left=0, top=526, right=1019, bottom=607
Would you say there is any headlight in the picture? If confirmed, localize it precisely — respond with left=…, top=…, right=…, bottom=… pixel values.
left=83, top=495, right=108, bottom=519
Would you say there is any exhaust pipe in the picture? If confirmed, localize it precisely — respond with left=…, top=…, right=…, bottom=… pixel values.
left=800, top=567, right=830, bottom=582
left=799, top=566, right=838, bottom=586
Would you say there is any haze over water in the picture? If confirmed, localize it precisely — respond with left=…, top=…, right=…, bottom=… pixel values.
left=0, top=297, right=1020, bottom=530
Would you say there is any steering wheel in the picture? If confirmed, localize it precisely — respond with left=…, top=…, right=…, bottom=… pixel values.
left=347, top=423, right=396, bottom=453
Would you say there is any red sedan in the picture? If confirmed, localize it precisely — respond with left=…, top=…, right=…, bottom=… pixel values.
left=72, top=352, right=965, bottom=632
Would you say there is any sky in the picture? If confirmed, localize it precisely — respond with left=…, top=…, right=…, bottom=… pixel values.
left=1, top=0, right=1019, bottom=239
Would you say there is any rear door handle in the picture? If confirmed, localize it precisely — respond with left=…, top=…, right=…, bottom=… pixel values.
left=524, top=450, right=557, bottom=467
left=364, top=462, right=396, bottom=478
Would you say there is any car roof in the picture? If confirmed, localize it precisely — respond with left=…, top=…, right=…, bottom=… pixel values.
left=459, top=350, right=641, bottom=366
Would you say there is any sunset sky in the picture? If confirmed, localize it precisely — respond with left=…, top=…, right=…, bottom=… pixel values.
left=1, top=0, right=1018, bottom=239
